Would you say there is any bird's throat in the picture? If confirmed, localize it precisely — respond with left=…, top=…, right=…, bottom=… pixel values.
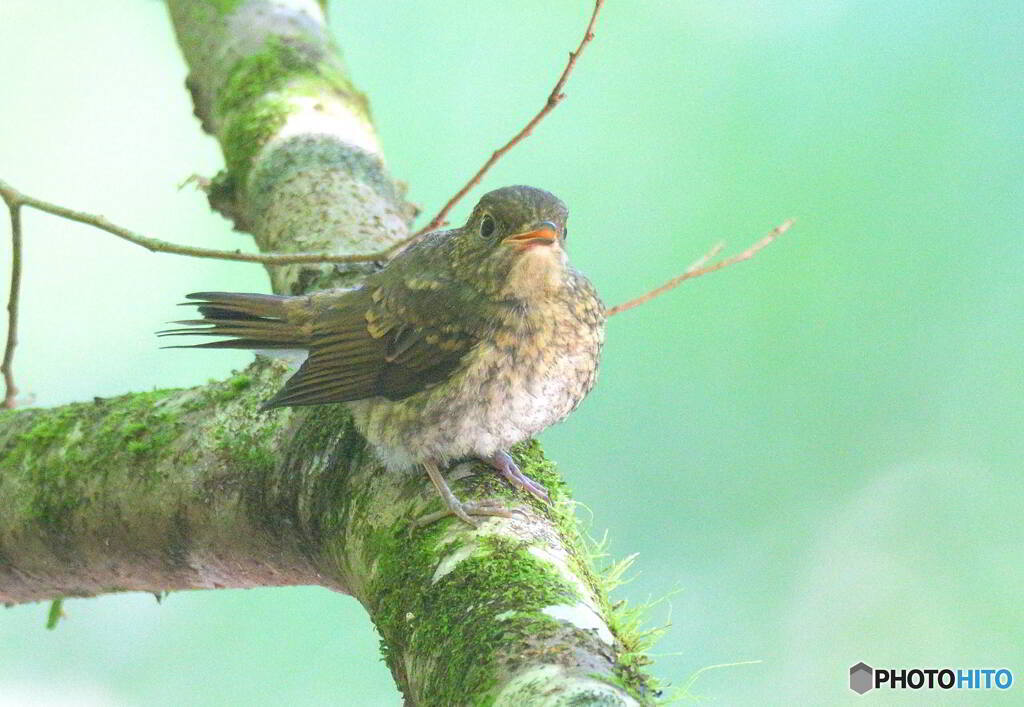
left=501, top=246, right=565, bottom=299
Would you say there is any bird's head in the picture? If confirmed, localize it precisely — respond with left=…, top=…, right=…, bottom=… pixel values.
left=452, top=185, right=571, bottom=299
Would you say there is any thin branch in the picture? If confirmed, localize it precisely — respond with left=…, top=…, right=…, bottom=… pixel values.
left=404, top=0, right=606, bottom=247
left=683, top=241, right=725, bottom=273
left=0, top=2, right=607, bottom=270
left=1, top=193, right=22, bottom=409
left=0, top=179, right=400, bottom=266
left=606, top=219, right=794, bottom=317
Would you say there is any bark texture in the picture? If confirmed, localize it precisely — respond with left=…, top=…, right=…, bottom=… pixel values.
left=0, top=1, right=658, bottom=703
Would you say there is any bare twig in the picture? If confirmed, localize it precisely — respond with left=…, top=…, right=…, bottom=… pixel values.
left=0, top=2, right=607, bottom=270
left=683, top=241, right=725, bottom=273
left=1, top=191, right=22, bottom=409
left=606, top=219, right=794, bottom=317
left=0, top=179, right=401, bottom=266
left=0, top=175, right=416, bottom=410
left=403, top=0, right=606, bottom=248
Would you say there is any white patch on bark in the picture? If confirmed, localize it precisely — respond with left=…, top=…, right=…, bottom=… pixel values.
left=276, top=96, right=380, bottom=154
left=226, top=0, right=327, bottom=60
left=542, top=603, right=615, bottom=645
left=527, top=545, right=596, bottom=608
left=429, top=513, right=515, bottom=584
left=431, top=542, right=478, bottom=584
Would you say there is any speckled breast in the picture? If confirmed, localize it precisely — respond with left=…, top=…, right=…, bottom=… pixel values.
left=350, top=276, right=605, bottom=471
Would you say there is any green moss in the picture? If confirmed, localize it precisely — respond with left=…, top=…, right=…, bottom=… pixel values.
left=368, top=528, right=580, bottom=705
left=236, top=403, right=362, bottom=558
left=15, top=406, right=77, bottom=448
left=347, top=438, right=661, bottom=701
left=0, top=388, right=183, bottom=543
left=584, top=537, right=665, bottom=702
left=469, top=443, right=663, bottom=700
left=212, top=36, right=370, bottom=189
left=208, top=369, right=288, bottom=488
left=186, top=364, right=284, bottom=412
left=218, top=426, right=277, bottom=479
left=488, top=441, right=608, bottom=605
left=216, top=45, right=293, bottom=118
left=303, top=410, right=370, bottom=542
left=510, top=439, right=566, bottom=497
left=0, top=366, right=279, bottom=548
left=93, top=390, right=182, bottom=470
left=220, top=101, right=290, bottom=189
left=429, top=441, right=571, bottom=520
left=207, top=0, right=244, bottom=14
left=202, top=372, right=255, bottom=404
left=497, top=441, right=663, bottom=701
left=215, top=38, right=364, bottom=119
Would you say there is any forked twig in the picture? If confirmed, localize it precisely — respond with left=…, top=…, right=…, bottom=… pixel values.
left=606, top=219, right=794, bottom=317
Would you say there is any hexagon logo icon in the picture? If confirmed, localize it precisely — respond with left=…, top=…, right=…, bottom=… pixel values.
left=850, top=662, right=873, bottom=694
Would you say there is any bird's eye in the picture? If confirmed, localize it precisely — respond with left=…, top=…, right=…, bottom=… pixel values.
left=479, top=214, right=496, bottom=239
left=563, top=225, right=568, bottom=240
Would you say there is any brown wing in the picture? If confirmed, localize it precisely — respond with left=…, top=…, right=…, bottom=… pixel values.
left=262, top=283, right=476, bottom=408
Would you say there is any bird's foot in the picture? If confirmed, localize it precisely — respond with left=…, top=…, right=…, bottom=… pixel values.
left=412, top=499, right=522, bottom=529
left=418, top=460, right=524, bottom=529
left=488, top=450, right=550, bottom=503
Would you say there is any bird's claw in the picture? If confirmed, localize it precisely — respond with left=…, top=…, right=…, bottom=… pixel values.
left=412, top=499, right=524, bottom=530
left=490, top=450, right=550, bottom=503
left=418, top=460, right=526, bottom=530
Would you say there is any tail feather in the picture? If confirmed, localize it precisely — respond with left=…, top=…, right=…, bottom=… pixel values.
left=160, top=292, right=311, bottom=350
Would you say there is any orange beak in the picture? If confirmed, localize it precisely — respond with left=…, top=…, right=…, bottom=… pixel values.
left=502, top=221, right=559, bottom=251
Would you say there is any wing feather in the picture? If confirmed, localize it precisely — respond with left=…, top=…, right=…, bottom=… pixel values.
left=262, top=282, right=479, bottom=408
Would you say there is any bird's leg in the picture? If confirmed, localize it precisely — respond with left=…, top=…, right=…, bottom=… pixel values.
left=416, top=460, right=521, bottom=528
left=487, top=450, right=550, bottom=503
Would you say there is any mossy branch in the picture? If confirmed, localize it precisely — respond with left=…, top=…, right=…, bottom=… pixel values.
left=0, top=364, right=655, bottom=701
left=0, top=361, right=334, bottom=602
left=0, top=0, right=661, bottom=703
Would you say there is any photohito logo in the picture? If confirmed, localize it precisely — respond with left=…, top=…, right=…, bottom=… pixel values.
left=849, top=663, right=1013, bottom=694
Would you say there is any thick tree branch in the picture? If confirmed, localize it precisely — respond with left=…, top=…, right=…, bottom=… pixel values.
left=0, top=361, right=335, bottom=602
left=0, top=1, right=658, bottom=703
left=167, top=0, right=412, bottom=295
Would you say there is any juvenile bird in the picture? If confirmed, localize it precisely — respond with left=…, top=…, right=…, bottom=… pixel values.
left=164, top=186, right=605, bottom=526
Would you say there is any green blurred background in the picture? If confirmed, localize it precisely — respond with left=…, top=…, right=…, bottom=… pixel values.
left=1, top=0, right=1021, bottom=704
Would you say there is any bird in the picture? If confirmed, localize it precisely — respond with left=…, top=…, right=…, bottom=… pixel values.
left=162, top=185, right=606, bottom=526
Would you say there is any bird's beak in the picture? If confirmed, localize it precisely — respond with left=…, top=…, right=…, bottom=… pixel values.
left=502, top=221, right=559, bottom=251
